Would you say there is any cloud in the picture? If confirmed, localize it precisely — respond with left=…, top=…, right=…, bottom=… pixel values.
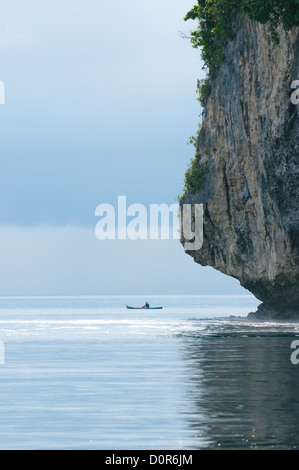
left=0, top=225, right=247, bottom=296
left=0, top=1, right=246, bottom=298
left=0, top=26, right=38, bottom=49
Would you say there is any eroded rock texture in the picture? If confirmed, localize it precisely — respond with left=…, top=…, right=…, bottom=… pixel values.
left=181, top=18, right=299, bottom=319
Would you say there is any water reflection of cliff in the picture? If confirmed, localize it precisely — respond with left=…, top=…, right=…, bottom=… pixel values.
left=180, top=333, right=299, bottom=449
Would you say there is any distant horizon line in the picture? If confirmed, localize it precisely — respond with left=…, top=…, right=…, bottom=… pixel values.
left=0, top=294, right=255, bottom=299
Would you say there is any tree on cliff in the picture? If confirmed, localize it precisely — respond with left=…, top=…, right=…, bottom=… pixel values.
left=185, top=0, right=299, bottom=105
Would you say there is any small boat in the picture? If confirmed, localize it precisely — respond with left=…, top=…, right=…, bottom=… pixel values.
left=126, top=305, right=163, bottom=310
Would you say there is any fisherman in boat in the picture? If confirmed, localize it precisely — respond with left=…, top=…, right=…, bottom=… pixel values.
left=142, top=302, right=150, bottom=309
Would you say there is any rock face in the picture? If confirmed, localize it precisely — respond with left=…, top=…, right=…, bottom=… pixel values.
left=181, top=17, right=299, bottom=319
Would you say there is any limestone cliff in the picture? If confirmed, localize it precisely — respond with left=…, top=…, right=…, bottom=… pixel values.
left=181, top=17, right=299, bottom=319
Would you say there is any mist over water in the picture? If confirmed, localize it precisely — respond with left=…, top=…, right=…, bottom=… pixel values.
left=0, top=295, right=298, bottom=449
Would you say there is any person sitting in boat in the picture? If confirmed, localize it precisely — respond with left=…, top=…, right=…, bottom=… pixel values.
left=142, top=302, right=150, bottom=309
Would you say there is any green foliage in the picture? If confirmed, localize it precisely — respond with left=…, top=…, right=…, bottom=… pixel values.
left=185, top=0, right=299, bottom=102
left=178, top=126, right=207, bottom=202
left=185, top=0, right=238, bottom=82
left=186, top=123, right=202, bottom=148
left=196, top=78, right=212, bottom=107
left=242, top=0, right=299, bottom=39
left=181, top=153, right=209, bottom=200
left=180, top=0, right=299, bottom=200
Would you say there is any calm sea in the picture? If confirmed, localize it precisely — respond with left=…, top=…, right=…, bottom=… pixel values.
left=0, top=294, right=298, bottom=450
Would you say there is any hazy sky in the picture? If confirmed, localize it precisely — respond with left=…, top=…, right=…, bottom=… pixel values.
left=0, top=0, right=249, bottom=296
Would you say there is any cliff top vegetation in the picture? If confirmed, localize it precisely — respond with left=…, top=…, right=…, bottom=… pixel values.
left=185, top=0, right=299, bottom=105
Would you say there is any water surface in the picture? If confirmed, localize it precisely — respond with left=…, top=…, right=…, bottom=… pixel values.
left=0, top=295, right=298, bottom=449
